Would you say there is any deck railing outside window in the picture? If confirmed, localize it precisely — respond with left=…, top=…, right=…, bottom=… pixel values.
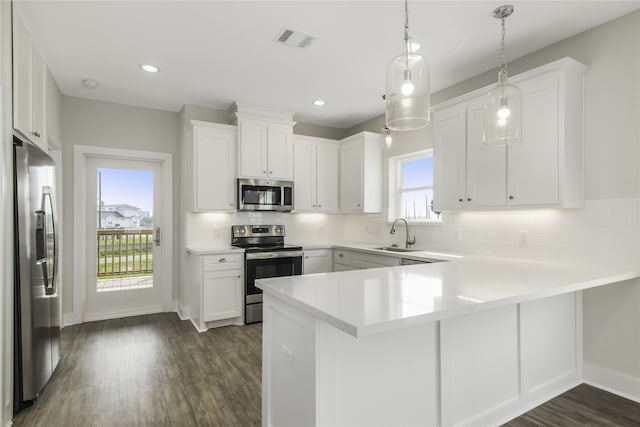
left=97, top=229, right=153, bottom=277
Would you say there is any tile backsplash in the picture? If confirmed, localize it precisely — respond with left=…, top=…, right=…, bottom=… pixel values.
left=344, top=198, right=640, bottom=269
left=185, top=211, right=347, bottom=248
left=186, top=198, right=640, bottom=269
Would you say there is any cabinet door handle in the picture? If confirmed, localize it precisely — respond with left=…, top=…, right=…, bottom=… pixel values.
left=312, top=205, right=316, bottom=208
left=305, top=256, right=309, bottom=259
left=32, top=131, right=41, bottom=138
left=318, top=205, right=322, bottom=208
left=509, top=195, right=514, bottom=200
left=237, top=275, right=241, bottom=278
left=269, top=171, right=273, bottom=174
left=467, top=197, right=472, bottom=202
left=458, top=198, right=463, bottom=202
left=263, top=170, right=267, bottom=174
left=338, top=253, right=344, bottom=258
left=229, top=203, right=234, bottom=207
left=357, top=203, right=361, bottom=207
left=219, top=258, right=226, bottom=263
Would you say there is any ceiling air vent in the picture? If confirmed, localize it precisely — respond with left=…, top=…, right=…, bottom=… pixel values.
left=274, top=28, right=315, bottom=49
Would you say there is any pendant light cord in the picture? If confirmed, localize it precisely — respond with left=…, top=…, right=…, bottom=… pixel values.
left=404, top=0, right=410, bottom=43
left=500, top=17, right=507, bottom=73
left=404, top=0, right=410, bottom=69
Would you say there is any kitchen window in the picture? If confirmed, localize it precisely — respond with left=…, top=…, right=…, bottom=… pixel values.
left=389, top=150, right=441, bottom=223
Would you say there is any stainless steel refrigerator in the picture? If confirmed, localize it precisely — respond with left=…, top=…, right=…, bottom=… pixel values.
left=13, top=136, right=60, bottom=413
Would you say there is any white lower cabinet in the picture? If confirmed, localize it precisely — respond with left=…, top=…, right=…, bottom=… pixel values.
left=303, top=249, right=333, bottom=274
left=333, top=249, right=401, bottom=271
left=440, top=293, right=578, bottom=426
left=190, top=253, right=243, bottom=331
left=264, top=290, right=581, bottom=427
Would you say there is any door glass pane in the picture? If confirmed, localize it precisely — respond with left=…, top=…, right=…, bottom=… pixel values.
left=96, top=168, right=154, bottom=292
left=400, top=189, right=439, bottom=220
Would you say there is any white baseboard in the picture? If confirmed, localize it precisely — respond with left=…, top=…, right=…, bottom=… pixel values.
left=175, top=308, right=188, bottom=321
left=189, top=318, right=207, bottom=333
left=583, top=363, right=640, bottom=403
left=460, top=373, right=580, bottom=427
left=62, top=312, right=76, bottom=328
left=177, top=303, right=190, bottom=320
left=167, top=299, right=178, bottom=312
left=83, top=307, right=163, bottom=323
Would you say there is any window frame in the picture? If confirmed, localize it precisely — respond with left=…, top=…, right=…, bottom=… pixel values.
left=388, top=149, right=441, bottom=224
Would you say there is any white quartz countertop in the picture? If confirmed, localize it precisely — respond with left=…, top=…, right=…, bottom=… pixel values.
left=185, top=246, right=244, bottom=255
left=257, top=254, right=640, bottom=337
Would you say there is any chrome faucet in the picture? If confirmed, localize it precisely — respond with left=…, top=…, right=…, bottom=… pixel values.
left=390, top=218, right=416, bottom=248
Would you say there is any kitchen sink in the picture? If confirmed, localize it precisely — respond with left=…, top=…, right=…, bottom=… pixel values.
left=373, top=246, right=422, bottom=253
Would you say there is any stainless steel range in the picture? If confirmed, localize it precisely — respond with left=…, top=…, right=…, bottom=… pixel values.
left=231, top=225, right=303, bottom=324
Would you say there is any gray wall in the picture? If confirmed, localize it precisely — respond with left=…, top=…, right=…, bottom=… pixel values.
left=61, top=97, right=181, bottom=313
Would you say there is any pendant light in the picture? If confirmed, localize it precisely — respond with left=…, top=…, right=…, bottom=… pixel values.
left=483, top=5, right=522, bottom=145
left=385, top=0, right=430, bottom=131
left=383, top=126, right=393, bottom=147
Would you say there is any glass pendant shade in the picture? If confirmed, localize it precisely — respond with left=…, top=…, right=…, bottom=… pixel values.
left=385, top=42, right=430, bottom=131
left=483, top=69, right=522, bottom=145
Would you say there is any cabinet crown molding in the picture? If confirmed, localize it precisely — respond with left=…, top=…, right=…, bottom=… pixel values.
left=432, top=57, right=588, bottom=113
left=227, top=102, right=296, bottom=127
left=190, top=120, right=236, bottom=131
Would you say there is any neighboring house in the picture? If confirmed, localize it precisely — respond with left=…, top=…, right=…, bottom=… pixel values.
left=98, top=203, right=149, bottom=229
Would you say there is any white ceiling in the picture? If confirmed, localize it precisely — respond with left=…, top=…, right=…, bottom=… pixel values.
left=16, top=1, right=640, bottom=129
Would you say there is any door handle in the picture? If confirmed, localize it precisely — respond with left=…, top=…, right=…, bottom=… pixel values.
left=154, top=227, right=161, bottom=246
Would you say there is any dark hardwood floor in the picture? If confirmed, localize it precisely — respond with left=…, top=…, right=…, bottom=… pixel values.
left=12, top=313, right=640, bottom=426
left=504, top=383, right=640, bottom=427
left=13, top=313, right=262, bottom=427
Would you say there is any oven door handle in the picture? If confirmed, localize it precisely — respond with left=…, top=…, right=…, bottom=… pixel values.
left=245, top=251, right=304, bottom=260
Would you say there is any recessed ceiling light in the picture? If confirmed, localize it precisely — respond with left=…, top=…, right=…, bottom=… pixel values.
left=313, top=100, right=326, bottom=106
left=140, top=64, right=159, bottom=73
left=81, top=78, right=99, bottom=89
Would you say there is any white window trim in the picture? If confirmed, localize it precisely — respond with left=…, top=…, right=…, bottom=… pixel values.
left=388, top=149, right=441, bottom=224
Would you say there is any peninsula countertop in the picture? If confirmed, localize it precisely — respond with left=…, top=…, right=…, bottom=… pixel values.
left=256, top=253, right=640, bottom=337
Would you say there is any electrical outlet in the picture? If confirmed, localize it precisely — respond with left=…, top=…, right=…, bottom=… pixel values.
left=519, top=230, right=528, bottom=247
left=282, top=345, right=294, bottom=367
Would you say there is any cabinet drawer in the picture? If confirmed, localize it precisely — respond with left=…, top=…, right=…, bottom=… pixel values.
left=352, top=252, right=401, bottom=267
left=333, top=250, right=353, bottom=265
left=202, top=254, right=243, bottom=271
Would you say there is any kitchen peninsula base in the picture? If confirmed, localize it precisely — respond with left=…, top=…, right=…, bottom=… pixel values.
left=262, top=291, right=581, bottom=427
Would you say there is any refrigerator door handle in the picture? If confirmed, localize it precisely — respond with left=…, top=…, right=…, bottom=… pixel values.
left=43, top=188, right=57, bottom=295
left=38, top=187, right=57, bottom=295
left=35, top=210, right=52, bottom=293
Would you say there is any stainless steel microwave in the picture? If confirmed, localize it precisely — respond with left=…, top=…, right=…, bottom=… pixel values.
left=237, top=179, right=294, bottom=212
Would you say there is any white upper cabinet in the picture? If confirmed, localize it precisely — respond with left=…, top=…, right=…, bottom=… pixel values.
left=230, top=103, right=295, bottom=180
left=188, top=120, right=237, bottom=211
left=507, top=72, right=559, bottom=206
left=434, top=58, right=587, bottom=211
left=433, top=103, right=467, bottom=211
left=293, top=136, right=339, bottom=212
left=13, top=10, right=47, bottom=151
left=266, top=125, right=294, bottom=179
left=339, top=132, right=383, bottom=213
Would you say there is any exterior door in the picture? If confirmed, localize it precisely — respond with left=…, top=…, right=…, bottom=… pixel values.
left=84, top=157, right=163, bottom=321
